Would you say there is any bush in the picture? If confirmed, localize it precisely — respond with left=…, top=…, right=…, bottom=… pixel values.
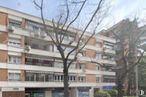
left=106, top=89, right=118, bottom=97
left=141, top=95, right=146, bottom=97
left=95, top=91, right=111, bottom=97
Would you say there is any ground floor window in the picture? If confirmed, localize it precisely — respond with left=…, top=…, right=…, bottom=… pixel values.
left=52, top=90, right=64, bottom=97
left=78, top=88, right=89, bottom=97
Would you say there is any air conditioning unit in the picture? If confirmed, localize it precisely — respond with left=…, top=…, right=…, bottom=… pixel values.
left=24, top=45, right=31, bottom=52
left=7, top=25, right=14, bottom=32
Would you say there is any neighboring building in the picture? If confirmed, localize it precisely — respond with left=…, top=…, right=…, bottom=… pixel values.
left=0, top=6, right=116, bottom=97
left=100, top=19, right=146, bottom=95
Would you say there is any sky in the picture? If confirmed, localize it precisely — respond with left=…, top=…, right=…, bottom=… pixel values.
left=0, top=0, right=146, bottom=30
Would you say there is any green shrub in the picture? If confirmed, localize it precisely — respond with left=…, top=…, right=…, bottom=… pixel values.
left=95, top=91, right=111, bottom=97
left=141, top=95, right=146, bottom=97
left=106, top=89, right=118, bottom=97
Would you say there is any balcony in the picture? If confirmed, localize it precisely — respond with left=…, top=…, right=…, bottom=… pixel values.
left=25, top=57, right=54, bottom=67
left=0, top=81, right=115, bottom=88
left=25, top=72, right=80, bottom=83
left=98, top=59, right=116, bottom=65
left=0, top=81, right=99, bottom=88
left=8, top=46, right=23, bottom=53
left=25, top=48, right=74, bottom=59
left=26, top=58, right=77, bottom=71
left=78, top=56, right=116, bottom=65
left=0, top=63, right=82, bottom=74
left=104, top=49, right=115, bottom=54
left=85, top=69, right=115, bottom=76
left=96, top=35, right=116, bottom=43
left=6, top=26, right=105, bottom=53
left=0, top=43, right=7, bottom=50
left=103, top=75, right=115, bottom=83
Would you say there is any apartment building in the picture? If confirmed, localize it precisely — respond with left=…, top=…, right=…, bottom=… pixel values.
left=0, top=6, right=116, bottom=97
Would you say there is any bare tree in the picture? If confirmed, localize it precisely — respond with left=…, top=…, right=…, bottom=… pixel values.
left=33, top=0, right=108, bottom=97
left=111, top=19, right=146, bottom=97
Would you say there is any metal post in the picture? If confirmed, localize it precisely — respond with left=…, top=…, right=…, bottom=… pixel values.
left=135, top=65, right=139, bottom=97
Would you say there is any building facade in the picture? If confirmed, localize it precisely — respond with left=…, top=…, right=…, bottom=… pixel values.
left=0, top=7, right=116, bottom=97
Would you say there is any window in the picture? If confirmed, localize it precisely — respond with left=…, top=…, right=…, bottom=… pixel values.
left=8, top=73, right=20, bottom=81
left=8, top=38, right=21, bottom=47
left=79, top=64, right=85, bottom=69
left=26, top=72, right=55, bottom=82
left=96, top=53, right=101, bottom=59
left=9, top=56, right=21, bottom=64
left=26, top=73, right=35, bottom=81
left=96, top=65, right=100, bottom=70
left=32, top=26, right=39, bottom=33
left=63, top=46, right=75, bottom=54
left=69, top=75, right=76, bottom=82
left=45, top=74, right=53, bottom=82
left=9, top=19, right=21, bottom=28
left=96, top=77, right=100, bottom=83
left=69, top=63, right=76, bottom=69
left=31, top=43, right=39, bottom=49
left=78, top=76, right=84, bottom=82
left=46, top=44, right=54, bottom=51
left=102, top=55, right=115, bottom=61
left=103, top=75, right=115, bottom=83
left=96, top=41, right=102, bottom=47
left=26, top=21, right=46, bottom=37
left=54, top=61, right=63, bottom=68
left=36, top=73, right=45, bottom=81
left=103, top=41, right=114, bottom=50
left=54, top=74, right=61, bottom=81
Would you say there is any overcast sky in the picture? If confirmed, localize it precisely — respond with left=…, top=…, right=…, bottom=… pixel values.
left=0, top=0, right=146, bottom=30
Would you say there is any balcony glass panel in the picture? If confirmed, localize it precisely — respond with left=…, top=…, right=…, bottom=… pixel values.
left=25, top=58, right=54, bottom=67
left=8, top=73, right=21, bottom=81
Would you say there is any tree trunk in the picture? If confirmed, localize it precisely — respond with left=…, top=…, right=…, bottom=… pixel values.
left=63, top=60, right=69, bottom=97
left=117, top=79, right=124, bottom=97
left=127, top=70, right=136, bottom=96
left=127, top=77, right=131, bottom=96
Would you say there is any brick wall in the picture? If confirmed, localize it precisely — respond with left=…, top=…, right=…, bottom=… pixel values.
left=0, top=32, right=8, bottom=44
left=0, top=50, right=8, bottom=63
left=0, top=12, right=7, bottom=25
left=0, top=69, right=7, bottom=81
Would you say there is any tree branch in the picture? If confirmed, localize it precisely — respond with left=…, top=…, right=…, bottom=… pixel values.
left=33, top=0, right=57, bottom=46
left=66, top=0, right=104, bottom=61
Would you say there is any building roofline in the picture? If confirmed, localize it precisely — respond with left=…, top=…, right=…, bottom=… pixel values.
left=0, top=6, right=96, bottom=36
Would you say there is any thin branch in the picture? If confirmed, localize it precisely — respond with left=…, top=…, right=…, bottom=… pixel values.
left=61, top=0, right=70, bottom=30
left=59, top=0, right=70, bottom=43
left=52, top=19, right=60, bottom=44
left=66, top=0, right=104, bottom=61
left=63, top=31, right=78, bottom=51
left=34, top=0, right=57, bottom=46
left=135, top=29, right=146, bottom=44
left=120, top=49, right=145, bottom=79
left=67, top=23, right=99, bottom=69
left=33, top=0, right=41, bottom=9
left=59, top=0, right=87, bottom=44
left=62, top=0, right=87, bottom=39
